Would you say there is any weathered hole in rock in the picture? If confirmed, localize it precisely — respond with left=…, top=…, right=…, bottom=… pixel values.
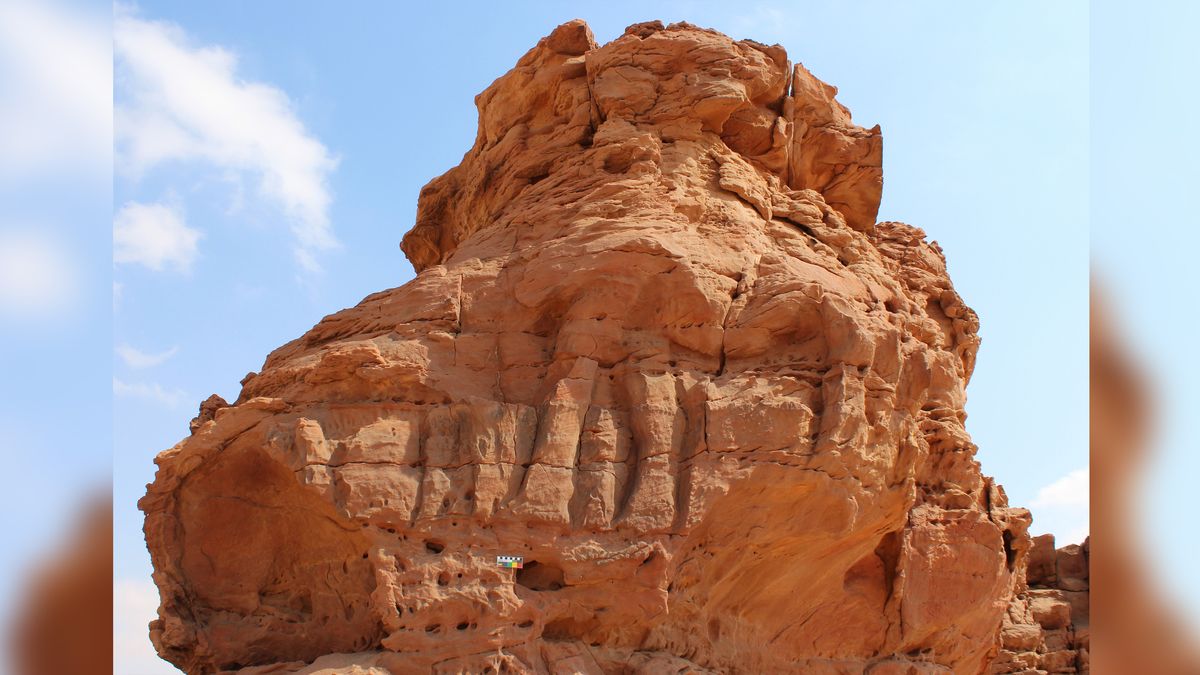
left=425, top=540, right=445, bottom=554
left=873, top=530, right=903, bottom=598
left=1003, top=530, right=1017, bottom=572
left=515, top=560, right=566, bottom=591
left=543, top=616, right=593, bottom=641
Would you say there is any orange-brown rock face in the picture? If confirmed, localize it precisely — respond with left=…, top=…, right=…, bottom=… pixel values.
left=142, top=20, right=1044, bottom=674
left=993, top=535, right=1090, bottom=674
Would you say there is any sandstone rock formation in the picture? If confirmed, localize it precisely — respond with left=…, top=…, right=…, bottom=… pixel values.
left=992, top=535, right=1090, bottom=674
left=141, top=20, right=1081, bottom=674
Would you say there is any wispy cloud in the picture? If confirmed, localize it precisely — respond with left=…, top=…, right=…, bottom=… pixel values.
left=1031, top=468, right=1089, bottom=509
left=1030, top=467, right=1089, bottom=544
left=0, top=229, right=77, bottom=321
left=116, top=344, right=179, bottom=369
left=112, top=377, right=186, bottom=408
left=113, top=201, right=201, bottom=272
left=114, top=5, right=338, bottom=273
left=0, top=0, right=110, bottom=180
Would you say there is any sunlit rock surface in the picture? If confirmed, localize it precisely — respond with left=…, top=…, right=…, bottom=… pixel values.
left=141, top=20, right=1083, bottom=674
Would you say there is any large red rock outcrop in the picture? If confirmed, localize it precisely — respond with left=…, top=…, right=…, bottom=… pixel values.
left=141, top=20, right=1072, bottom=674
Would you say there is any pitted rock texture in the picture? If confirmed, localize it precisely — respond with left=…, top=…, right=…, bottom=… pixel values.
left=992, top=535, right=1090, bottom=674
left=143, top=19, right=1048, bottom=674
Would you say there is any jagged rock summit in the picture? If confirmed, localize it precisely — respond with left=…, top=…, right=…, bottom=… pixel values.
left=141, top=20, right=1085, bottom=674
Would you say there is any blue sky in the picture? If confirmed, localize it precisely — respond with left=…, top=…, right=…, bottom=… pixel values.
left=0, top=1, right=1113, bottom=671
left=0, top=2, right=111, bottom=673
left=1091, top=0, right=1200, bottom=643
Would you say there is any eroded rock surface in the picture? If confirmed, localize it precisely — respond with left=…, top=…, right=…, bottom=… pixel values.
left=142, top=19, right=1072, bottom=674
left=992, top=535, right=1090, bottom=674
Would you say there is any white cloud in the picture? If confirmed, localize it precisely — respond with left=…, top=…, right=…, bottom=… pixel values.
left=0, top=228, right=77, bottom=320
left=116, top=344, right=179, bottom=369
left=1031, top=468, right=1089, bottom=509
left=1029, top=467, right=1089, bottom=545
left=113, top=377, right=187, bottom=408
left=114, top=6, right=338, bottom=272
left=0, top=0, right=111, bottom=180
left=113, top=578, right=181, bottom=674
left=113, top=202, right=201, bottom=272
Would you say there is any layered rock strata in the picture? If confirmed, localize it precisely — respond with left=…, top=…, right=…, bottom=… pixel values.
left=142, top=19, right=1070, bottom=674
